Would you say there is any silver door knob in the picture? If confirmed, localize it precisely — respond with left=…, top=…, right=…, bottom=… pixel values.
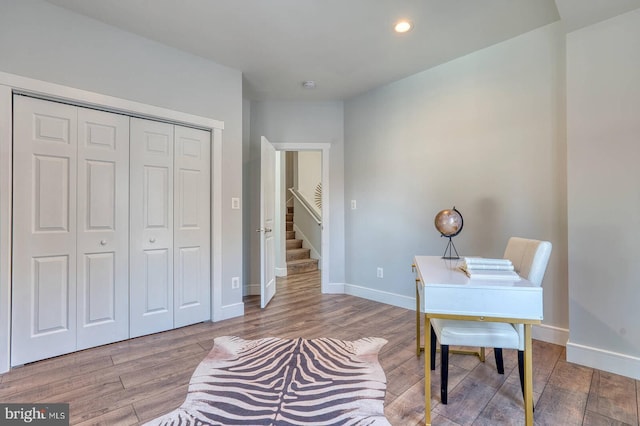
left=149, top=237, right=156, bottom=243
left=100, top=240, right=107, bottom=246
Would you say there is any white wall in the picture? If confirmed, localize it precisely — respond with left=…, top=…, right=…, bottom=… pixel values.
left=297, top=151, right=323, bottom=216
left=344, top=22, right=569, bottom=340
left=0, top=0, right=243, bottom=310
left=247, top=100, right=344, bottom=287
left=566, top=8, right=640, bottom=379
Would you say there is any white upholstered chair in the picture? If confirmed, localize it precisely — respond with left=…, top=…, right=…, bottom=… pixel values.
left=430, top=237, right=552, bottom=404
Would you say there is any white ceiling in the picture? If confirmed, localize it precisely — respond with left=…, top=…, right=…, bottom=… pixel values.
left=43, top=0, right=640, bottom=101
left=555, top=0, right=640, bottom=31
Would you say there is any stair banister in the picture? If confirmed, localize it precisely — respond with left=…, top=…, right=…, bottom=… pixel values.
left=288, top=188, right=321, bottom=225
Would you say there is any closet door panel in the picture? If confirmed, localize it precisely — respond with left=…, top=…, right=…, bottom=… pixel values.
left=76, top=108, right=129, bottom=349
left=11, top=96, right=78, bottom=366
left=130, top=118, right=174, bottom=338
left=34, top=156, right=71, bottom=232
left=144, top=249, right=171, bottom=311
left=32, top=256, right=71, bottom=333
left=174, top=126, right=210, bottom=327
left=82, top=253, right=115, bottom=318
left=144, top=166, right=171, bottom=230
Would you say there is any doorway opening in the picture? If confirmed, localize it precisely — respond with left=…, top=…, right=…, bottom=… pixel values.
left=278, top=150, right=321, bottom=276
left=271, top=143, right=330, bottom=297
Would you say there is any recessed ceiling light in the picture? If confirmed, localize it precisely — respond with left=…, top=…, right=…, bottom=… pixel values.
left=302, top=80, right=316, bottom=89
left=394, top=20, right=412, bottom=33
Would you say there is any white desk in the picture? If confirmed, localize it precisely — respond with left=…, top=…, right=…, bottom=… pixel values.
left=413, top=256, right=542, bottom=426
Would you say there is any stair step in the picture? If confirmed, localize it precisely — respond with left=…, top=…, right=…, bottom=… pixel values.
left=286, top=213, right=293, bottom=222
left=287, top=258, right=319, bottom=275
left=287, top=206, right=293, bottom=214
left=286, top=239, right=303, bottom=249
left=286, top=221, right=293, bottom=231
left=287, top=247, right=310, bottom=261
left=286, top=230, right=295, bottom=240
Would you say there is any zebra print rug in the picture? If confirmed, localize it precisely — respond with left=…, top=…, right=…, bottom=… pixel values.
left=144, top=335, right=390, bottom=425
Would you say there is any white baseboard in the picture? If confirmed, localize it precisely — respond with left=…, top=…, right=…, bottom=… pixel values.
left=324, top=282, right=345, bottom=294
left=566, top=341, right=640, bottom=380
left=246, top=283, right=260, bottom=296
left=532, top=323, right=569, bottom=346
left=275, top=267, right=287, bottom=277
left=214, top=302, right=244, bottom=321
left=344, top=283, right=415, bottom=310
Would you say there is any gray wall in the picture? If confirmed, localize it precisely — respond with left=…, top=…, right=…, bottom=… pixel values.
left=0, top=0, right=244, bottom=308
left=247, top=100, right=344, bottom=287
left=566, top=8, right=640, bottom=378
left=344, top=22, right=568, bottom=333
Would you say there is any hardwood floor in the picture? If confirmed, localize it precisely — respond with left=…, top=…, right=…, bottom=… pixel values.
left=1, top=271, right=638, bottom=425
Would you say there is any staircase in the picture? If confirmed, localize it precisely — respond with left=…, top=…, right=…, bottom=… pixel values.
left=286, top=206, right=319, bottom=275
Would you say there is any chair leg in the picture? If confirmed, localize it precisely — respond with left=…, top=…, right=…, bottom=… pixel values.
left=518, top=350, right=525, bottom=398
left=494, top=348, right=505, bottom=374
left=517, top=350, right=535, bottom=411
left=430, top=325, right=436, bottom=371
left=441, top=344, right=449, bottom=404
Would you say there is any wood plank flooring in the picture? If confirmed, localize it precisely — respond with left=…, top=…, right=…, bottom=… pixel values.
left=1, top=271, right=638, bottom=425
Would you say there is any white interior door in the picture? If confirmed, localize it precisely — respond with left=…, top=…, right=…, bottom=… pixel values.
left=260, top=136, right=276, bottom=308
left=76, top=108, right=129, bottom=349
left=11, top=96, right=78, bottom=365
left=130, top=118, right=174, bottom=338
left=173, top=125, right=210, bottom=327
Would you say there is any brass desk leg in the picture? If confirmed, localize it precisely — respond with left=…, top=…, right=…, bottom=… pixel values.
left=416, top=282, right=421, bottom=356
left=524, top=324, right=534, bottom=426
left=424, top=314, right=431, bottom=426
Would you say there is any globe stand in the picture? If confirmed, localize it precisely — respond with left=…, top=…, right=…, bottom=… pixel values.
left=441, top=235, right=460, bottom=260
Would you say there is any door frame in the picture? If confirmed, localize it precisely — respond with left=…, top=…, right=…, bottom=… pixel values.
left=271, top=143, right=330, bottom=294
left=0, top=71, right=224, bottom=373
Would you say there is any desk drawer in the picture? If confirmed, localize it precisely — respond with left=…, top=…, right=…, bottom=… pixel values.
left=422, top=285, right=543, bottom=321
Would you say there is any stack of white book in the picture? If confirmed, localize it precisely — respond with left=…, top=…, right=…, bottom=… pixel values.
left=460, top=257, right=521, bottom=281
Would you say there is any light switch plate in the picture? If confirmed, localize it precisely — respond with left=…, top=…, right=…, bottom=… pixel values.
left=231, top=197, right=240, bottom=209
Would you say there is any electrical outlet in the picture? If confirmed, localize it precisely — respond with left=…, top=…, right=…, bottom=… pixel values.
left=231, top=197, right=240, bottom=209
left=231, top=277, right=240, bottom=289
left=351, top=200, right=357, bottom=209
left=377, top=267, right=383, bottom=278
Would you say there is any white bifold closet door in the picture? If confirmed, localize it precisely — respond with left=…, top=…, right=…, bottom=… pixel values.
left=76, top=107, right=129, bottom=350
left=11, top=96, right=129, bottom=366
left=129, top=118, right=210, bottom=338
left=173, top=125, right=211, bottom=328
